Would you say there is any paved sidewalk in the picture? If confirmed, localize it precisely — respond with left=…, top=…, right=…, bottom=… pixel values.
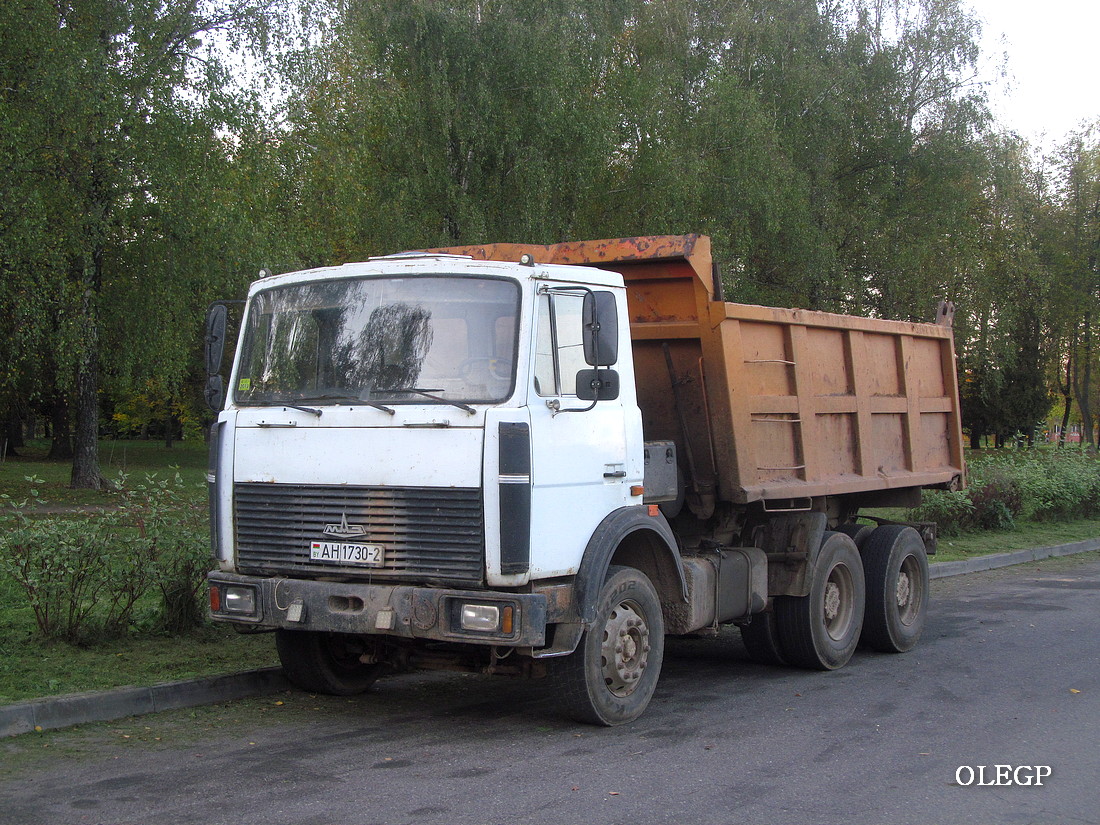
left=3, top=537, right=1098, bottom=738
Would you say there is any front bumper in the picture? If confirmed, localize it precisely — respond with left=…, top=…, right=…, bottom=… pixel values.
left=208, top=572, right=547, bottom=647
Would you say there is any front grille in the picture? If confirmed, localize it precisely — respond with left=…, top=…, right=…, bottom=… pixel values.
left=234, top=483, right=484, bottom=585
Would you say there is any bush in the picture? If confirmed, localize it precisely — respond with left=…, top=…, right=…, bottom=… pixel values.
left=908, top=489, right=974, bottom=537
left=122, top=473, right=210, bottom=633
left=1000, top=449, right=1100, bottom=521
left=0, top=473, right=210, bottom=642
left=967, top=472, right=1021, bottom=530
left=907, top=447, right=1100, bottom=534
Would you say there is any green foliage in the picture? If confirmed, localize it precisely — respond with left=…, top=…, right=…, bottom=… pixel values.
left=909, top=448, right=1100, bottom=535
left=967, top=471, right=1021, bottom=530
left=268, top=0, right=995, bottom=321
left=0, top=473, right=209, bottom=642
left=908, top=490, right=974, bottom=537
left=0, top=0, right=1095, bottom=486
left=0, top=0, right=272, bottom=485
left=121, top=473, right=212, bottom=634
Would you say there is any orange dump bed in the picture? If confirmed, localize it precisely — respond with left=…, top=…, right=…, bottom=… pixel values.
left=434, top=235, right=966, bottom=506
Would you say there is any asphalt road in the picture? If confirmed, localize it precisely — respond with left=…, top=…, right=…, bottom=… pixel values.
left=3, top=554, right=1098, bottom=825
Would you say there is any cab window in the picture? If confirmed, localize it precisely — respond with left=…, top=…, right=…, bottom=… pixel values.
left=533, top=292, right=586, bottom=397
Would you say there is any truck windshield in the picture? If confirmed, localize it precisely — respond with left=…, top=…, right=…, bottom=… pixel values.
left=234, top=275, right=520, bottom=406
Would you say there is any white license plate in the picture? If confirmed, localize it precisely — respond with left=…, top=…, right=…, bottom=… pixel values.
left=310, top=541, right=385, bottom=566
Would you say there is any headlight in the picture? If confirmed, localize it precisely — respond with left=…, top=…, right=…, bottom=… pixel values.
left=223, top=585, right=257, bottom=614
left=460, top=604, right=500, bottom=631
left=457, top=602, right=515, bottom=635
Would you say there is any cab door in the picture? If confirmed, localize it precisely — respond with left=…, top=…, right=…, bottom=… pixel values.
left=526, top=286, right=641, bottom=577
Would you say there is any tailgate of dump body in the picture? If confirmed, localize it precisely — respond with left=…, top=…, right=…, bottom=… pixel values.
left=430, top=235, right=966, bottom=506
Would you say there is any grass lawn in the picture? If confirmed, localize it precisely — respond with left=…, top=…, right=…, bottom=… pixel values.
left=0, top=622, right=279, bottom=705
left=0, top=438, right=206, bottom=506
left=933, top=518, right=1100, bottom=562
left=0, top=437, right=277, bottom=705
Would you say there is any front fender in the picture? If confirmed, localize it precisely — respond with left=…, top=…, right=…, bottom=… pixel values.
left=572, top=506, right=687, bottom=625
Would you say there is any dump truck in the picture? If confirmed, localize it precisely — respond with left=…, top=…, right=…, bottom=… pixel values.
left=204, top=234, right=965, bottom=725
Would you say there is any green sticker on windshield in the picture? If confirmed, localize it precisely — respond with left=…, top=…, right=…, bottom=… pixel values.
left=238, top=378, right=251, bottom=391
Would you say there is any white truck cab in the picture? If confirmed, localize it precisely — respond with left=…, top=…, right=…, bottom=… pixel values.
left=206, top=252, right=682, bottom=723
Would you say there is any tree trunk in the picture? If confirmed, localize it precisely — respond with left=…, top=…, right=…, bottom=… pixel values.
left=1074, top=315, right=1094, bottom=447
left=164, top=406, right=175, bottom=449
left=70, top=255, right=108, bottom=490
left=1059, top=345, right=1074, bottom=446
left=3, top=413, right=21, bottom=457
left=47, top=394, right=73, bottom=460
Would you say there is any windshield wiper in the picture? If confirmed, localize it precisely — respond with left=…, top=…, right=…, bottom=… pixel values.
left=280, top=403, right=322, bottom=417
left=372, top=387, right=476, bottom=415
left=299, top=393, right=395, bottom=415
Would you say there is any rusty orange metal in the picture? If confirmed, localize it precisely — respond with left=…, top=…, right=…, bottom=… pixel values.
left=433, top=235, right=965, bottom=507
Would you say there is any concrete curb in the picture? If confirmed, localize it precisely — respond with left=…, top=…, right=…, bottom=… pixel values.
left=928, top=537, right=1100, bottom=578
left=3, top=538, right=1098, bottom=739
left=0, top=666, right=289, bottom=738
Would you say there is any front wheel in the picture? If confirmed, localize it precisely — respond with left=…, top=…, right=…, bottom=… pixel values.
left=860, top=525, right=929, bottom=653
left=775, top=531, right=865, bottom=670
left=276, top=630, right=384, bottom=696
left=548, top=565, right=665, bottom=726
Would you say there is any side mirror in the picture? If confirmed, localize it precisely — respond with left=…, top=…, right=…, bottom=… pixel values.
left=575, top=368, right=619, bottom=401
left=582, top=291, right=618, bottom=367
left=204, top=375, right=225, bottom=411
left=204, top=303, right=228, bottom=376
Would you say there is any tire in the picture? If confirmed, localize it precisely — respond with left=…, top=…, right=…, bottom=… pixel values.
left=548, top=565, right=665, bottom=726
left=836, top=522, right=875, bottom=550
left=276, top=630, right=384, bottom=696
left=740, top=610, right=787, bottom=666
left=775, top=531, right=865, bottom=670
left=860, top=525, right=929, bottom=653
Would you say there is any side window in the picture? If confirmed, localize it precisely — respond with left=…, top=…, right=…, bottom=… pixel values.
left=534, top=292, right=586, bottom=397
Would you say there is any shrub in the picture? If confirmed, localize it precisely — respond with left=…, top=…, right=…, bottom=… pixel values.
left=967, top=472, right=1021, bottom=530
left=0, top=485, right=150, bottom=642
left=907, top=447, right=1100, bottom=534
left=0, top=473, right=210, bottom=642
left=1005, top=449, right=1100, bottom=521
left=122, top=473, right=210, bottom=633
left=908, top=490, right=974, bottom=537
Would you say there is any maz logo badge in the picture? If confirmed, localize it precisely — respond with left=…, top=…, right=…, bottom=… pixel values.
left=322, top=511, right=367, bottom=538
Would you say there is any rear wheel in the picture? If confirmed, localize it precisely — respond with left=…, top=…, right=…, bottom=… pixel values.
left=775, top=531, right=865, bottom=670
left=740, top=610, right=787, bottom=666
left=860, top=525, right=928, bottom=653
left=548, top=565, right=665, bottom=726
left=276, top=630, right=384, bottom=695
left=836, top=521, right=875, bottom=550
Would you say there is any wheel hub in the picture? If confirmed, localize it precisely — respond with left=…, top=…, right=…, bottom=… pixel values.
left=601, top=601, right=651, bottom=697
left=822, top=563, right=856, bottom=641
left=896, top=571, right=912, bottom=607
left=824, top=582, right=841, bottom=621
left=896, top=554, right=923, bottom=626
